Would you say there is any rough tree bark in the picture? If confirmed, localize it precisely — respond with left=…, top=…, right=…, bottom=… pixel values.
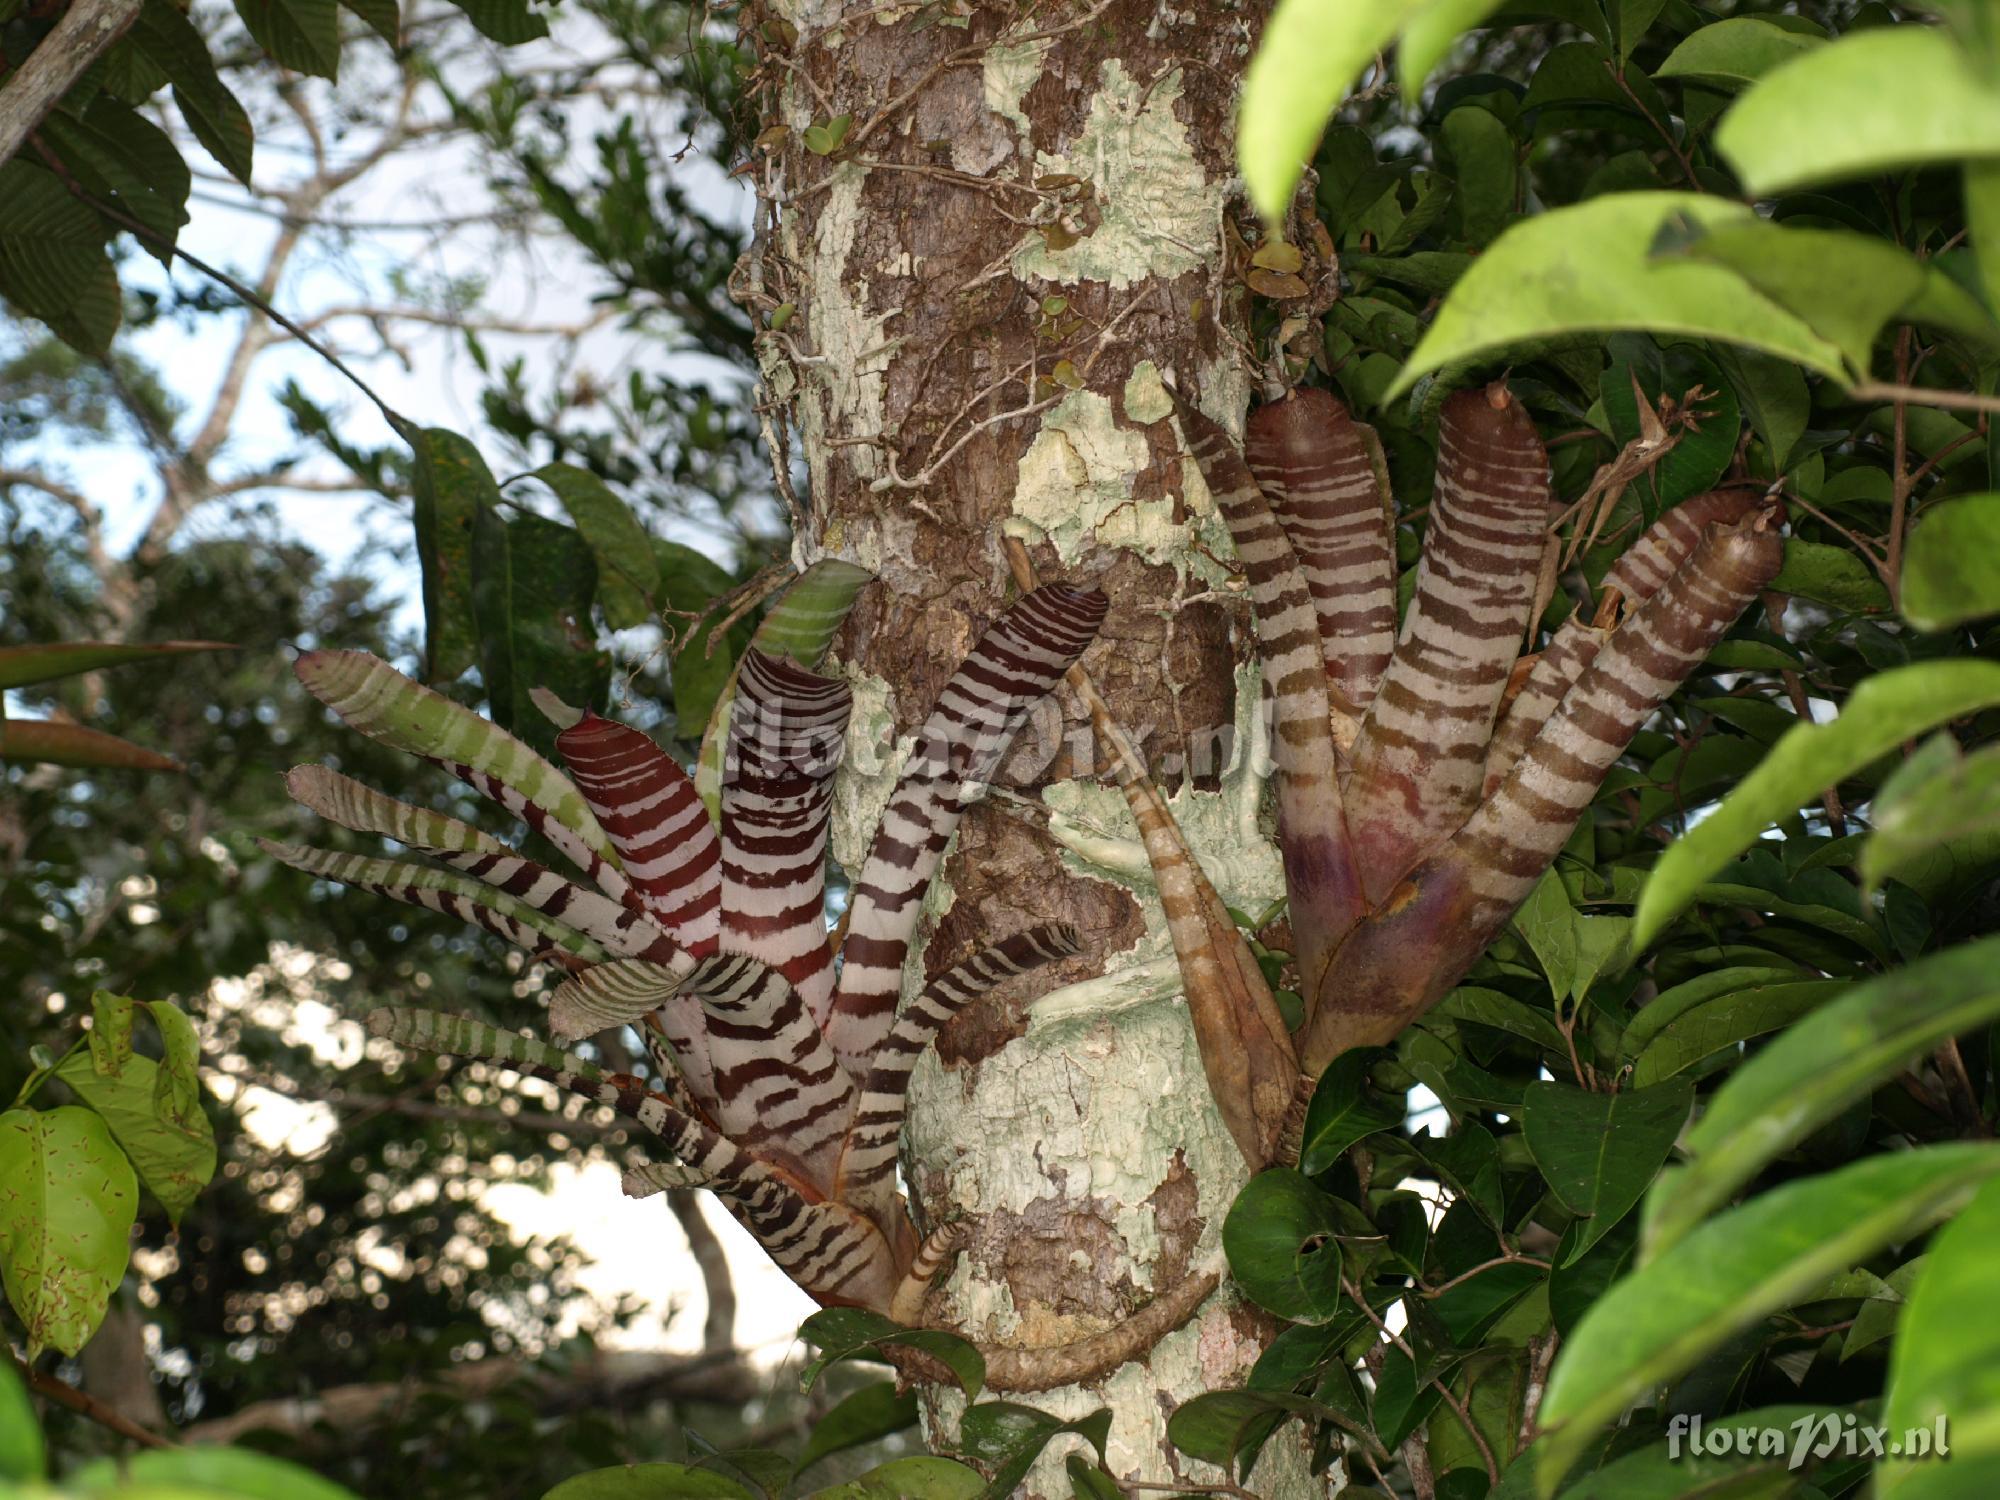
left=750, top=2, right=1327, bottom=1493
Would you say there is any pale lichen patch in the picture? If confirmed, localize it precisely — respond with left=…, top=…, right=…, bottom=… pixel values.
left=1013, top=62, right=1218, bottom=290
left=1122, top=358, right=1175, bottom=426
left=801, top=162, right=895, bottom=490
left=982, top=37, right=1051, bottom=141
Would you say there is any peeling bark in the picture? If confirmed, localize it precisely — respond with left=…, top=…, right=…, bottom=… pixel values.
left=753, top=1, right=1334, bottom=1492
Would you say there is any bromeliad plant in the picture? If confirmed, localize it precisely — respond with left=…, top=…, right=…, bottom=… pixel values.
left=1164, top=381, right=1785, bottom=1154
left=264, top=573, right=1105, bottom=1323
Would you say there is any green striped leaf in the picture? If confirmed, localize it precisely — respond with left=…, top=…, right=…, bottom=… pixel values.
left=294, top=649, right=622, bottom=877
left=365, top=1007, right=605, bottom=1078
left=283, top=765, right=508, bottom=854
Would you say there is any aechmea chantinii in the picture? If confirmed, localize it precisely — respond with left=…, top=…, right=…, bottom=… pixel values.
left=263, top=579, right=1106, bottom=1323
left=1175, top=381, right=1784, bottom=1088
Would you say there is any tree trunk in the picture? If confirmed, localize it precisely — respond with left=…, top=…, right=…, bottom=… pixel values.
left=754, top=3, right=1332, bottom=1493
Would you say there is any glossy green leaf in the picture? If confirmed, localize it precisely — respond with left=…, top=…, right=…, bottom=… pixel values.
left=0, top=640, right=232, bottom=692
left=1717, top=26, right=2000, bottom=198
left=452, top=0, right=549, bottom=44
left=133, top=0, right=255, bottom=184
left=1441, top=104, right=1516, bottom=245
left=695, top=559, right=872, bottom=816
left=1223, top=1169, right=1345, bottom=1323
left=1239, top=0, right=1431, bottom=222
left=1628, top=979, right=1842, bottom=1087
left=1903, top=494, right=2000, bottom=632
left=0, top=1358, right=41, bottom=1483
left=797, top=1308, right=983, bottom=1401
left=410, top=428, right=499, bottom=683
left=1389, top=194, right=1848, bottom=401
left=540, top=1466, right=751, bottom=1499
left=1768, top=538, right=1892, bottom=614
left=1399, top=0, right=1511, bottom=95
left=1166, top=1388, right=1336, bottom=1473
left=232, top=0, right=341, bottom=78
left=1660, top=218, right=2000, bottom=381
left=1633, top=662, right=2000, bottom=951
left=958, top=1402, right=1110, bottom=1500
left=792, top=1382, right=917, bottom=1481
left=1537, top=1144, right=2000, bottom=1495
left=1296, top=1047, right=1402, bottom=1175
left=535, top=464, right=662, bottom=631
left=1521, top=1079, right=1693, bottom=1264
left=470, top=508, right=608, bottom=761
left=0, top=161, right=118, bottom=357
left=1644, top=935, right=2000, bottom=1257
left=1552, top=1405, right=1850, bottom=1497
left=810, top=1458, right=985, bottom=1499
left=1863, top=741, right=2000, bottom=897
left=69, top=1448, right=367, bottom=1500
left=0, top=1107, right=137, bottom=1358
left=1655, top=17, right=1823, bottom=89
left=1879, top=1179, right=2000, bottom=1491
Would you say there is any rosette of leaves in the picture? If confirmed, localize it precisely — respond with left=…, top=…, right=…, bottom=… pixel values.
left=263, top=564, right=1105, bottom=1321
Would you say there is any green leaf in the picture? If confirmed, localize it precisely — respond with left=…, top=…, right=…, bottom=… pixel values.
left=809, top=1458, right=985, bottom=1499
left=1864, top=741, right=2000, bottom=897
left=1296, top=1048, right=1403, bottom=1175
left=69, top=1449, right=367, bottom=1500
left=1166, top=1388, right=1334, bottom=1473
left=1880, top=1179, right=2000, bottom=1490
left=0, top=640, right=231, bottom=692
left=451, top=0, right=548, bottom=44
left=1435, top=986, right=1571, bottom=1056
left=1631, top=662, right=2000, bottom=951
left=797, top=1308, right=983, bottom=1401
left=1388, top=193, right=1849, bottom=401
left=410, top=428, right=499, bottom=683
left=470, top=508, right=608, bottom=761
left=0, top=161, right=118, bottom=358
left=1441, top=104, right=1516, bottom=245
left=0, top=1358, right=41, bottom=1483
left=534, top=465, right=662, bottom=631
left=337, top=0, right=400, bottom=45
left=958, top=1402, right=1110, bottom=1500
left=1968, top=161, right=2000, bottom=324
left=1717, top=26, right=2000, bottom=198
left=1628, top=978, right=1842, bottom=1087
left=85, top=991, right=137, bottom=1079
left=695, top=559, right=871, bottom=814
left=1521, top=1080, right=1693, bottom=1264
left=792, top=1382, right=917, bottom=1481
left=540, top=1466, right=752, bottom=1499
left=1399, top=0, right=1511, bottom=95
left=1903, top=494, right=2000, bottom=632
left=1536, top=1144, right=2000, bottom=1495
left=233, top=0, right=342, bottom=78
left=133, top=0, right=255, bottom=184
left=1222, top=1169, right=1345, bottom=1323
left=1714, top=345, right=1808, bottom=471
left=38, top=95, right=192, bottom=266
left=1661, top=218, right=2000, bottom=382
left=0, top=1107, right=137, bottom=1358
left=1552, top=1405, right=1862, bottom=1497
left=1512, top=870, right=1576, bottom=1000
left=1643, top=935, right=2000, bottom=1257
left=1654, top=17, right=1823, bottom=89
left=1238, top=0, right=1432, bottom=222
left=0, top=719, right=181, bottom=772
left=53, top=1001, right=214, bottom=1226
left=1065, top=1456, right=1120, bottom=1500
left=1769, top=538, right=1892, bottom=614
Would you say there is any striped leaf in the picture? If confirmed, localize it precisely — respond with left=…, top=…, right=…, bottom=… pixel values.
left=696, top=558, right=874, bottom=818
left=1299, top=510, right=1784, bottom=1072
left=1345, top=385, right=1553, bottom=905
left=719, top=650, right=850, bottom=1025
left=547, top=959, right=715, bottom=1112
left=295, top=650, right=630, bottom=905
left=827, top=584, right=1107, bottom=1081
left=373, top=1004, right=896, bottom=1308
left=259, top=840, right=607, bottom=962
left=1177, top=393, right=1360, bottom=1006
left=1485, top=488, right=1767, bottom=793
left=556, top=713, right=721, bottom=950
left=840, top=925, right=1080, bottom=1217
left=683, top=951, right=855, bottom=1192
left=1244, top=387, right=1399, bottom=722
left=425, top=847, right=688, bottom=968
left=283, top=765, right=508, bottom=855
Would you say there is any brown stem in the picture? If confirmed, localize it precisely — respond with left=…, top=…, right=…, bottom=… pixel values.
left=1848, top=379, right=2000, bottom=416
left=9, top=1352, right=175, bottom=1449
left=0, top=0, right=142, bottom=169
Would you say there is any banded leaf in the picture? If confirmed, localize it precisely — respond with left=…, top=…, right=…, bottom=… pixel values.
left=719, top=650, right=850, bottom=1026
left=283, top=765, right=508, bottom=855
left=557, top=713, right=721, bottom=950
left=828, top=584, right=1106, bottom=1080
left=295, top=650, right=630, bottom=904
